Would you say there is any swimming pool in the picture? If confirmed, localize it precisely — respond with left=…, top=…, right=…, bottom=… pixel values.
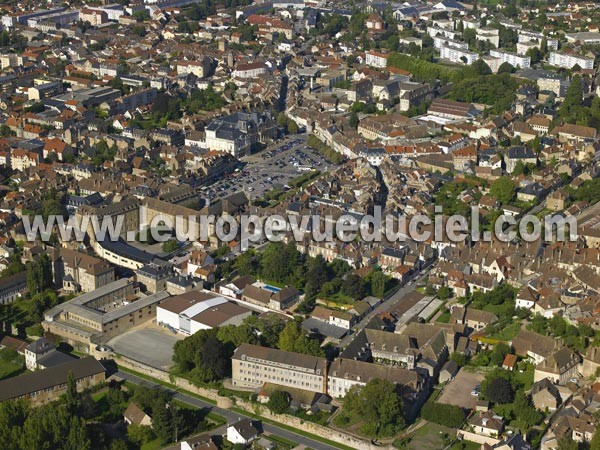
left=263, top=284, right=281, bottom=293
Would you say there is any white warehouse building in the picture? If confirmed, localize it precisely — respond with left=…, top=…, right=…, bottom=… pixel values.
left=157, top=291, right=252, bottom=334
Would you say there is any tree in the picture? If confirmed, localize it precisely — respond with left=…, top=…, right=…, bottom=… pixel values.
left=590, top=423, right=600, bottom=450
left=152, top=402, right=173, bottom=444
left=172, top=328, right=230, bottom=381
left=341, top=379, right=404, bottom=437
left=26, top=254, right=53, bottom=295
left=526, top=46, right=543, bottom=65
left=470, top=59, right=492, bottom=76
left=497, top=62, right=515, bottom=74
left=278, top=320, right=323, bottom=356
left=260, top=242, right=291, bottom=284
left=287, top=120, right=299, bottom=134
left=24, top=102, right=45, bottom=113
left=369, top=270, right=387, bottom=298
left=341, top=274, right=366, bottom=300
left=490, top=343, right=511, bottom=366
left=349, top=112, right=359, bottom=129
left=195, top=336, right=229, bottom=382
left=127, top=424, right=155, bottom=446
left=0, top=400, right=29, bottom=450
left=437, top=286, right=451, bottom=300
left=513, top=390, right=542, bottom=431
left=109, top=441, right=129, bottom=450
left=64, top=371, right=78, bottom=414
left=450, top=352, right=467, bottom=367
left=490, top=177, right=516, bottom=205
left=162, top=240, right=179, bottom=253
left=559, top=74, right=583, bottom=121
left=267, top=390, right=291, bottom=414
left=483, top=376, right=514, bottom=404
left=0, top=30, right=9, bottom=47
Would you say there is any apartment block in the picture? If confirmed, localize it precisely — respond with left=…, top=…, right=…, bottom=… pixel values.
left=365, top=50, right=388, bottom=68
left=489, top=50, right=531, bottom=69
left=231, top=343, right=328, bottom=393
left=549, top=52, right=594, bottom=70
left=440, top=45, right=478, bottom=65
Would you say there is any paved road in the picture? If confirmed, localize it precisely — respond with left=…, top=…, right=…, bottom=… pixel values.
left=115, top=370, right=342, bottom=450
left=339, top=272, right=429, bottom=348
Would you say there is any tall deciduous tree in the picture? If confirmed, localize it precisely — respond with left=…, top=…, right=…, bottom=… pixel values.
left=342, top=379, right=405, bottom=437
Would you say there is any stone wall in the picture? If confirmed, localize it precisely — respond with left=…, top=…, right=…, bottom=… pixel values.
left=456, top=430, right=500, bottom=446
left=112, top=354, right=377, bottom=449
left=235, top=399, right=376, bottom=450
left=113, top=354, right=221, bottom=402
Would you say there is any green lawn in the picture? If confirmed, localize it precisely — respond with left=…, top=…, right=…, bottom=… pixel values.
left=91, top=389, right=108, bottom=402
left=513, top=363, right=535, bottom=390
left=485, top=321, right=521, bottom=341
left=320, top=292, right=355, bottom=307
left=394, top=422, right=454, bottom=450
left=450, top=440, right=481, bottom=450
left=267, top=434, right=298, bottom=449
left=0, top=348, right=25, bottom=380
left=436, top=311, right=451, bottom=323
left=141, top=438, right=163, bottom=450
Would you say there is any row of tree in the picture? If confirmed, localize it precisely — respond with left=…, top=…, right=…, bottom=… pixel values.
left=172, top=314, right=324, bottom=385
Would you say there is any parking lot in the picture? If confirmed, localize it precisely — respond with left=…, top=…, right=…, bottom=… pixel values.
left=203, top=134, right=335, bottom=201
left=108, top=327, right=182, bottom=370
left=436, top=369, right=485, bottom=409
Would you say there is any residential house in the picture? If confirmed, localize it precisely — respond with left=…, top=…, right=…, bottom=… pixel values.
left=467, top=410, right=505, bottom=438
left=512, top=330, right=557, bottom=364
left=226, top=419, right=260, bottom=445
left=242, top=284, right=300, bottom=311
left=531, top=378, right=562, bottom=411
left=534, top=347, right=581, bottom=384
left=124, top=402, right=153, bottom=427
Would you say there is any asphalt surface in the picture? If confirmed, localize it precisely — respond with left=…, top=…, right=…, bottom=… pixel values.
left=116, top=370, right=342, bottom=450
left=203, top=134, right=334, bottom=201
left=109, top=329, right=180, bottom=370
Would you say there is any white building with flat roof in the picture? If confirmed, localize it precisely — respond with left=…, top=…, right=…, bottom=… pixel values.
left=365, top=50, right=388, bottom=68
left=549, top=52, right=594, bottom=70
left=440, top=45, right=478, bottom=65
left=489, top=50, right=530, bottom=69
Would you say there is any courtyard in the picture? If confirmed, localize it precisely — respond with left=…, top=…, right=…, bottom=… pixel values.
left=108, top=326, right=182, bottom=370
